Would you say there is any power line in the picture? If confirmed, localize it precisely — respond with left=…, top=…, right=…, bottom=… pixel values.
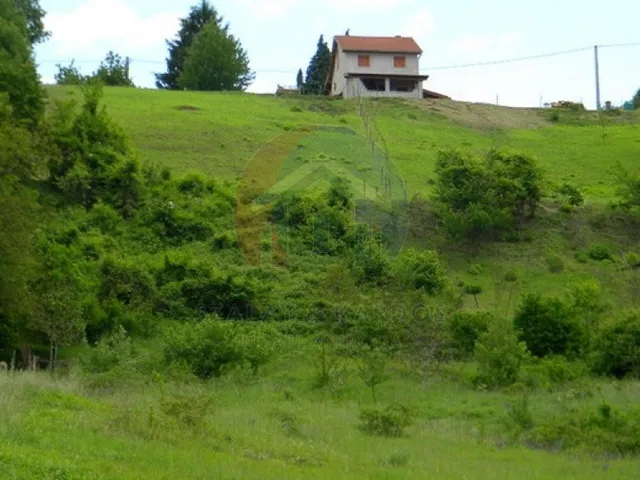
left=37, top=41, right=640, bottom=75
left=426, top=46, right=592, bottom=71
left=599, top=42, right=640, bottom=49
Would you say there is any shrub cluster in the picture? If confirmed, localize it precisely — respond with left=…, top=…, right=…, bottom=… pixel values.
left=433, top=149, right=543, bottom=241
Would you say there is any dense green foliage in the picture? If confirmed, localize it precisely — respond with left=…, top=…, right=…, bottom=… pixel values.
left=433, top=149, right=543, bottom=241
left=633, top=88, right=640, bottom=110
left=13, top=0, right=49, bottom=46
left=296, top=68, right=304, bottom=90
left=3, top=4, right=640, bottom=476
left=155, top=1, right=227, bottom=90
left=591, top=310, right=640, bottom=379
left=55, top=51, right=133, bottom=87
left=304, top=35, right=331, bottom=94
left=513, top=293, right=586, bottom=359
left=0, top=0, right=43, bottom=126
left=93, top=51, right=134, bottom=87
left=178, top=20, right=254, bottom=91
left=54, top=59, right=87, bottom=86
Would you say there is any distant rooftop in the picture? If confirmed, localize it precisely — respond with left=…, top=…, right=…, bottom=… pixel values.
left=334, top=35, right=422, bottom=54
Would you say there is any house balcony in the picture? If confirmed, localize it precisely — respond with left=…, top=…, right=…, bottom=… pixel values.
left=344, top=73, right=429, bottom=99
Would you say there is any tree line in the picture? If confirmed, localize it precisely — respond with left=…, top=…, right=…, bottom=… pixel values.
left=55, top=1, right=254, bottom=91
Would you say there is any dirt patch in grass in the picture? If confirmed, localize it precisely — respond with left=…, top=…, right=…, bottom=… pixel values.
left=410, top=99, right=550, bottom=130
left=175, top=105, right=201, bottom=111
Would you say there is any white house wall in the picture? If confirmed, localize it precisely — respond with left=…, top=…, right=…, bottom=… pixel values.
left=344, top=51, right=420, bottom=76
left=330, top=45, right=347, bottom=95
left=331, top=47, right=423, bottom=97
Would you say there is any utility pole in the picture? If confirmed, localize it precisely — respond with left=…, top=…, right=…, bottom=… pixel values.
left=125, top=56, right=131, bottom=83
left=594, top=45, right=601, bottom=111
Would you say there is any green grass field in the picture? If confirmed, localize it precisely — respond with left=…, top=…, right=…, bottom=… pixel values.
left=3, top=341, right=640, bottom=480
left=3, top=86, right=637, bottom=479
left=45, top=87, right=640, bottom=203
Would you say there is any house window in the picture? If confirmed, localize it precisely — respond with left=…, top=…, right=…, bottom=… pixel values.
left=360, top=77, right=386, bottom=92
left=394, top=56, right=406, bottom=68
left=390, top=78, right=417, bottom=92
left=358, top=55, right=370, bottom=67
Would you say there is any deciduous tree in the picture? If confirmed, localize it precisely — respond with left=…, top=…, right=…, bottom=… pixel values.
left=178, top=20, right=254, bottom=91
left=93, top=51, right=134, bottom=87
left=14, top=0, right=50, bottom=46
left=0, top=0, right=44, bottom=126
left=155, top=1, right=225, bottom=90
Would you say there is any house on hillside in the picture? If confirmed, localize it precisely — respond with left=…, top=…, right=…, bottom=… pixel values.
left=324, top=35, right=430, bottom=99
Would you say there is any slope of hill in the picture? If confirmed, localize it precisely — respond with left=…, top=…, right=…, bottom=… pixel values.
left=4, top=85, right=636, bottom=480
left=45, top=86, right=640, bottom=203
left=44, top=86, right=640, bottom=309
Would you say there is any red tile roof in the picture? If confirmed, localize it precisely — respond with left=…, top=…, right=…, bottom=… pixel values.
left=334, top=35, right=422, bottom=54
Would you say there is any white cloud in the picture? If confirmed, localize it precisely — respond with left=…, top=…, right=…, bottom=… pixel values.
left=236, top=0, right=296, bottom=19
left=45, top=0, right=180, bottom=57
left=401, top=7, right=434, bottom=50
left=451, top=32, right=519, bottom=55
left=327, top=0, right=411, bottom=9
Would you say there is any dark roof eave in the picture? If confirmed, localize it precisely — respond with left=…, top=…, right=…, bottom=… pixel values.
left=342, top=49, right=423, bottom=54
left=345, top=73, right=429, bottom=80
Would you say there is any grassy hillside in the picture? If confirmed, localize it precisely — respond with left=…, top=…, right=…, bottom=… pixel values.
left=2, top=85, right=636, bottom=480
left=3, top=355, right=640, bottom=480
left=45, top=86, right=640, bottom=202
left=44, top=86, right=640, bottom=309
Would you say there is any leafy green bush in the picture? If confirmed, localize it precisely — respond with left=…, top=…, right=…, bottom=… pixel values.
left=347, top=236, right=390, bottom=285
left=545, top=253, right=564, bottom=273
left=433, top=149, right=544, bottom=241
left=163, top=317, right=281, bottom=378
left=558, top=183, right=584, bottom=207
left=359, top=403, right=414, bottom=437
left=99, top=257, right=156, bottom=308
left=574, top=251, right=589, bottom=263
left=529, top=403, right=640, bottom=455
left=474, top=320, right=530, bottom=389
left=513, top=294, right=586, bottom=359
left=591, top=310, right=640, bottom=379
left=358, top=347, right=390, bottom=403
left=467, top=264, right=483, bottom=276
left=447, top=310, right=494, bottom=358
left=587, top=244, right=612, bottom=261
left=505, top=394, right=534, bottom=432
left=520, top=356, right=589, bottom=389
left=176, top=172, right=214, bottom=197
left=178, top=269, right=259, bottom=319
left=79, top=326, right=136, bottom=375
left=393, top=248, right=446, bottom=295
left=625, top=252, right=640, bottom=268
left=148, top=207, right=213, bottom=245
left=211, top=231, right=238, bottom=250
left=48, top=81, right=143, bottom=217
left=159, top=393, right=214, bottom=430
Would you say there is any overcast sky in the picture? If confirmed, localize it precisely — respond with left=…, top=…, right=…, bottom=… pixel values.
left=35, top=0, right=640, bottom=109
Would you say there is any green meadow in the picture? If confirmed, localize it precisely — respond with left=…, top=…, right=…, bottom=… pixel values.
left=1, top=85, right=639, bottom=479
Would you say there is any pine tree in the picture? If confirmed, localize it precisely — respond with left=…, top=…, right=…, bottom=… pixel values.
left=155, top=1, right=226, bottom=90
left=633, top=88, right=640, bottom=110
left=178, top=20, right=254, bottom=91
left=296, top=69, right=303, bottom=90
left=303, top=35, right=331, bottom=95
